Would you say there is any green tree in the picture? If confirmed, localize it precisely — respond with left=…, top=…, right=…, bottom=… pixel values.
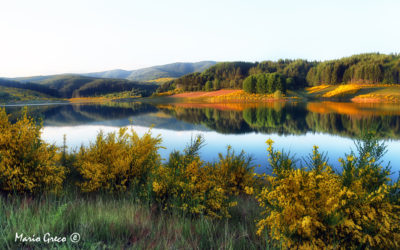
left=256, top=74, right=268, bottom=94
left=243, top=75, right=257, bottom=93
left=213, top=79, right=221, bottom=90
left=204, top=81, right=213, bottom=91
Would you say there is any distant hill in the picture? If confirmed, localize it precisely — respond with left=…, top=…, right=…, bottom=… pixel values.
left=1, top=75, right=157, bottom=99
left=80, top=69, right=132, bottom=79
left=81, top=61, right=217, bottom=81
left=0, top=78, right=60, bottom=97
left=13, top=75, right=59, bottom=83
left=0, top=85, right=52, bottom=103
left=35, top=75, right=157, bottom=98
left=4, top=61, right=217, bottom=99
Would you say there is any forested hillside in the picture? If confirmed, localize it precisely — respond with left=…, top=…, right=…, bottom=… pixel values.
left=0, top=78, right=60, bottom=97
left=171, top=53, right=400, bottom=92
left=306, top=53, right=400, bottom=85
left=0, top=85, right=53, bottom=103
left=3, top=54, right=400, bottom=100
left=39, top=75, right=157, bottom=98
left=1, top=75, right=157, bottom=99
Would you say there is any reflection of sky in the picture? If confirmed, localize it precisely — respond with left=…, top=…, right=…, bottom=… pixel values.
left=42, top=125, right=400, bottom=179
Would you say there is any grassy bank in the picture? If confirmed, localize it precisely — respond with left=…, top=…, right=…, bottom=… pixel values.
left=153, top=89, right=298, bottom=103
left=2, top=83, right=399, bottom=105
left=0, top=193, right=263, bottom=249
left=306, top=83, right=400, bottom=102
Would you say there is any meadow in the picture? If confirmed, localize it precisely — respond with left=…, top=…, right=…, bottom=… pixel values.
left=0, top=107, right=399, bottom=249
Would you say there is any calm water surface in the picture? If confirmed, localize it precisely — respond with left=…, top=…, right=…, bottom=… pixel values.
left=5, top=101, right=400, bottom=178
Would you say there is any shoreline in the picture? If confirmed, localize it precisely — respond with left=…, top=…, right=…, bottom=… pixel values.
left=2, top=83, right=400, bottom=105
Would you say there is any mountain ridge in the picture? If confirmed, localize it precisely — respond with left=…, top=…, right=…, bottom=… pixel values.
left=81, top=61, right=217, bottom=81
left=9, top=61, right=217, bottom=83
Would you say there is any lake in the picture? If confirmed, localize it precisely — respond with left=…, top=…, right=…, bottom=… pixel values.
left=4, top=101, right=400, bottom=178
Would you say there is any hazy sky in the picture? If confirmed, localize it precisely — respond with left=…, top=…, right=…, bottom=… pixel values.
left=1, top=0, right=399, bottom=77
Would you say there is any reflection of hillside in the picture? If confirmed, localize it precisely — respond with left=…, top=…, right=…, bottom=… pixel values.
left=6, top=103, right=209, bottom=131
left=4, top=105, right=55, bottom=123
left=41, top=103, right=158, bottom=126
left=5, top=102, right=400, bottom=139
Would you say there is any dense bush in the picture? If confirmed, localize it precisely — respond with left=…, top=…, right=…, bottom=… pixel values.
left=75, top=127, right=162, bottom=193
left=257, top=138, right=400, bottom=249
left=152, top=136, right=240, bottom=219
left=205, top=146, right=255, bottom=196
left=0, top=108, right=65, bottom=194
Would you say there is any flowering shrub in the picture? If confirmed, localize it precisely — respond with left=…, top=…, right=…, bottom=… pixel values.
left=335, top=134, right=400, bottom=248
left=75, top=127, right=162, bottom=193
left=0, top=108, right=65, bottom=194
left=339, top=133, right=391, bottom=192
left=256, top=139, right=400, bottom=249
left=152, top=136, right=234, bottom=218
left=257, top=167, right=344, bottom=248
left=335, top=180, right=400, bottom=248
left=206, top=146, right=255, bottom=196
left=265, top=138, right=296, bottom=179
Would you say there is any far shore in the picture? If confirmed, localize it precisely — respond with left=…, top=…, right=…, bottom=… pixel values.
left=152, top=84, right=400, bottom=104
left=2, top=84, right=400, bottom=106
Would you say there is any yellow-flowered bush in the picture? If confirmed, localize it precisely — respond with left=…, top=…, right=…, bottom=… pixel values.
left=335, top=180, right=400, bottom=248
left=207, top=146, right=255, bottom=196
left=152, top=136, right=233, bottom=219
left=339, top=132, right=392, bottom=193
left=0, top=108, right=65, bottom=194
left=265, top=138, right=296, bottom=178
left=256, top=139, right=400, bottom=249
left=336, top=136, right=400, bottom=248
left=75, top=127, right=162, bottom=193
left=257, top=168, right=344, bottom=249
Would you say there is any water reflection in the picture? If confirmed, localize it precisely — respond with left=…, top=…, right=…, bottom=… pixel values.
left=4, top=101, right=400, bottom=176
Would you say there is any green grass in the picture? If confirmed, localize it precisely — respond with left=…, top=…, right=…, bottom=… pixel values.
left=0, top=191, right=268, bottom=249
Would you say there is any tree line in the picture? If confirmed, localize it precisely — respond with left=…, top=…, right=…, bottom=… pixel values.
left=242, top=73, right=287, bottom=94
left=171, top=53, right=400, bottom=92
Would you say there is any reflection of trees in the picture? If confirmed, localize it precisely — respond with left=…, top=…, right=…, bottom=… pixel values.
left=243, top=105, right=308, bottom=135
left=6, top=102, right=400, bottom=139
left=161, top=104, right=400, bottom=139
left=162, top=107, right=252, bottom=134
left=306, top=112, right=400, bottom=139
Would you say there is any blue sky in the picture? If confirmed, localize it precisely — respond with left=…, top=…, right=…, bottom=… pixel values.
left=0, top=0, right=399, bottom=77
